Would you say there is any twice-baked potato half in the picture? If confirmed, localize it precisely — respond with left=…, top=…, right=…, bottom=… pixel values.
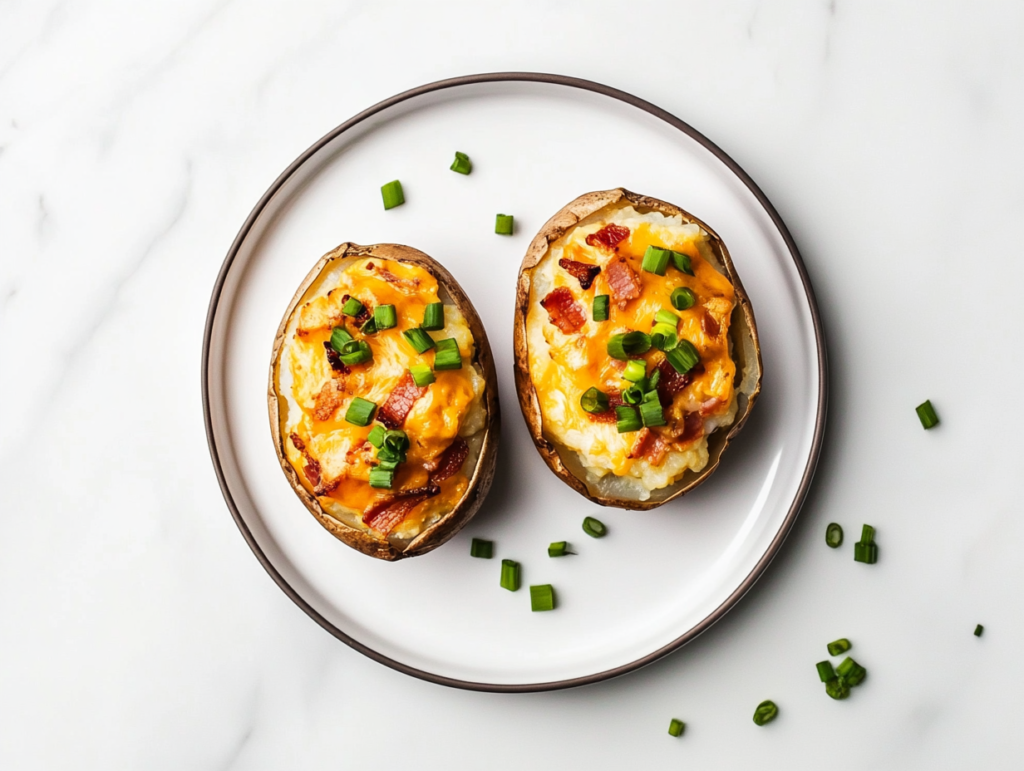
left=513, top=189, right=761, bottom=510
left=269, top=243, right=499, bottom=560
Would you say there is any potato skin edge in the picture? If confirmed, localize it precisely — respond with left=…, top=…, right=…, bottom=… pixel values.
left=269, top=242, right=500, bottom=560
left=513, top=188, right=762, bottom=511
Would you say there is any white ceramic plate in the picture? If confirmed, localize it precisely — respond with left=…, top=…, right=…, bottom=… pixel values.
left=203, top=73, right=826, bottom=691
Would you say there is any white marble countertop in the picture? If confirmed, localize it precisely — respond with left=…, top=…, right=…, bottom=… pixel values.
left=2, top=1, right=1023, bottom=768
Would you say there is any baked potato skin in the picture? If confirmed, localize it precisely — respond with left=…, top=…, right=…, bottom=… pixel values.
left=269, top=242, right=500, bottom=560
left=513, top=189, right=762, bottom=511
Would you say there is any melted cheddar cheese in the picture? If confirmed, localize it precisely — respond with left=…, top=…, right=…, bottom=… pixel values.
left=526, top=207, right=738, bottom=499
left=277, top=258, right=486, bottom=541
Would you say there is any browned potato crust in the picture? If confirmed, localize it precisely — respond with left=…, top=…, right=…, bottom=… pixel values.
left=513, top=189, right=761, bottom=510
left=269, top=243, right=500, bottom=560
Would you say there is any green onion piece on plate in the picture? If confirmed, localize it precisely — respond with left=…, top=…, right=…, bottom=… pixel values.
left=548, top=541, right=573, bottom=557
left=582, top=516, right=607, bottom=538
left=450, top=151, right=471, bottom=175
left=470, top=538, right=492, bottom=559
left=580, top=387, right=609, bottom=414
left=671, top=286, right=696, bottom=310
left=495, top=213, right=514, bottom=235
left=607, top=331, right=652, bottom=360
left=622, top=359, right=647, bottom=382
left=344, top=396, right=376, bottom=427
left=916, top=399, right=939, bottom=429
left=752, top=700, right=778, bottom=726
left=975, top=624, right=984, bottom=637
left=665, top=340, right=700, bottom=373
left=853, top=542, right=878, bottom=564
left=422, top=302, right=444, bottom=331
left=826, top=523, right=843, bottom=548
left=367, top=467, right=394, bottom=488
left=433, top=338, right=462, bottom=370
left=836, top=657, right=867, bottom=686
left=530, top=584, right=556, bottom=612
left=668, top=719, right=685, bottom=737
left=410, top=364, right=435, bottom=387
left=615, top=404, right=642, bottom=433
left=330, top=326, right=353, bottom=352
left=816, top=660, right=836, bottom=683
left=861, top=524, right=876, bottom=544
left=381, top=180, right=404, bottom=210
left=402, top=327, right=435, bottom=354
left=593, top=294, right=610, bottom=322
left=827, top=638, right=851, bottom=656
left=500, top=559, right=520, bottom=592
left=641, top=246, right=671, bottom=275
left=374, top=304, right=397, bottom=330
left=825, top=677, right=851, bottom=700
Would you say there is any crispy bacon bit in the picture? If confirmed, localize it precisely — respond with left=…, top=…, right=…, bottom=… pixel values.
left=699, top=397, right=723, bottom=416
left=656, top=360, right=702, bottom=406
left=362, top=483, right=441, bottom=535
left=605, top=257, right=642, bottom=309
left=680, top=411, right=704, bottom=444
left=303, top=457, right=321, bottom=487
left=378, top=372, right=427, bottom=429
left=646, top=433, right=669, bottom=466
left=585, top=223, right=630, bottom=250
left=430, top=437, right=469, bottom=483
left=314, top=477, right=341, bottom=496
left=289, top=433, right=306, bottom=452
left=540, top=287, right=587, bottom=334
left=341, top=293, right=371, bottom=324
left=558, top=258, right=601, bottom=290
left=323, top=341, right=350, bottom=374
left=702, top=310, right=721, bottom=338
left=627, top=429, right=668, bottom=466
left=628, top=428, right=653, bottom=459
left=585, top=391, right=624, bottom=423
left=313, top=380, right=343, bottom=421
left=378, top=267, right=419, bottom=290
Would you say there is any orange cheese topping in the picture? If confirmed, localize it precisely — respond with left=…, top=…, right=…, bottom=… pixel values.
left=280, top=258, right=482, bottom=538
left=526, top=212, right=737, bottom=485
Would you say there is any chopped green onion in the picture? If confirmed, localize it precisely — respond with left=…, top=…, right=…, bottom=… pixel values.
left=670, top=251, right=694, bottom=275
left=376, top=446, right=405, bottom=466
left=671, top=286, right=697, bottom=310
left=470, top=538, right=492, bottom=559
left=621, top=384, right=645, bottom=406
left=376, top=457, right=401, bottom=472
left=582, top=516, right=607, bottom=538
left=330, top=326, right=353, bottom=353
left=422, top=302, right=444, bottom=331
left=825, top=677, right=851, bottom=700
left=495, top=213, right=514, bottom=235
left=360, top=316, right=378, bottom=335
left=655, top=309, right=679, bottom=326
left=383, top=429, right=409, bottom=454
left=500, top=559, right=520, bottom=592
left=861, top=524, right=876, bottom=544
left=616, top=405, right=642, bottom=433
left=580, top=387, right=610, bottom=414
left=530, top=584, right=556, bottom=612
left=640, top=399, right=666, bottom=428
left=975, top=624, right=984, bottom=637
left=623, top=359, right=647, bottom=382
left=342, top=297, right=364, bottom=317
left=381, top=180, right=404, bottom=210
left=410, top=364, right=435, bottom=387
left=339, top=339, right=373, bottom=365
left=344, top=396, right=376, bottom=427
left=752, top=700, right=778, bottom=726
left=650, top=323, right=678, bottom=351
left=607, top=331, right=652, bottom=360
left=827, top=638, right=851, bottom=656
left=826, top=523, right=843, bottom=548
left=367, top=424, right=386, bottom=448
left=836, top=657, right=867, bottom=686
left=402, top=327, right=435, bottom=354
left=593, top=294, right=610, bottom=322
left=816, top=661, right=836, bottom=683
left=433, top=338, right=462, bottom=370
left=450, top=151, right=472, bottom=175
left=368, top=467, right=394, bottom=488
left=853, top=542, right=878, bottom=564
left=916, top=399, right=939, bottom=429
left=646, top=369, right=661, bottom=393
left=374, top=304, right=397, bottom=330
left=668, top=719, right=685, bottom=738
left=642, top=387, right=660, bottom=403
left=665, top=340, right=700, bottom=373
left=641, top=246, right=672, bottom=275
left=548, top=541, right=574, bottom=557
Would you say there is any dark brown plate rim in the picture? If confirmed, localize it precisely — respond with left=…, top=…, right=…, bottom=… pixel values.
left=201, top=72, right=828, bottom=693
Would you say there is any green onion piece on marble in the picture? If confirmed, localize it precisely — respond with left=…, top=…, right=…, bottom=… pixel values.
left=816, top=660, right=836, bottom=683
left=826, top=523, right=843, bottom=548
left=825, top=677, right=851, bottom=700
left=752, top=700, right=778, bottom=726
left=470, top=538, right=493, bottom=559
left=495, top=214, right=514, bottom=235
left=582, top=516, right=607, bottom=538
left=450, top=151, right=472, bottom=175
left=548, top=541, right=573, bottom=557
left=530, top=584, right=556, bottom=612
left=916, top=399, right=939, bottom=429
left=668, top=719, right=685, bottom=737
left=500, top=559, right=520, bottom=592
left=827, top=638, right=851, bottom=656
left=975, top=624, right=984, bottom=637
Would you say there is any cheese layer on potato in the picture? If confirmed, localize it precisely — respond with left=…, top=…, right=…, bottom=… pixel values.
left=526, top=207, right=738, bottom=500
left=278, top=258, right=486, bottom=540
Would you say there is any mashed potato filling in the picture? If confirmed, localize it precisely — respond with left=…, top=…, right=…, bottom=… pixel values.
left=278, top=258, right=486, bottom=540
left=525, top=207, right=738, bottom=500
